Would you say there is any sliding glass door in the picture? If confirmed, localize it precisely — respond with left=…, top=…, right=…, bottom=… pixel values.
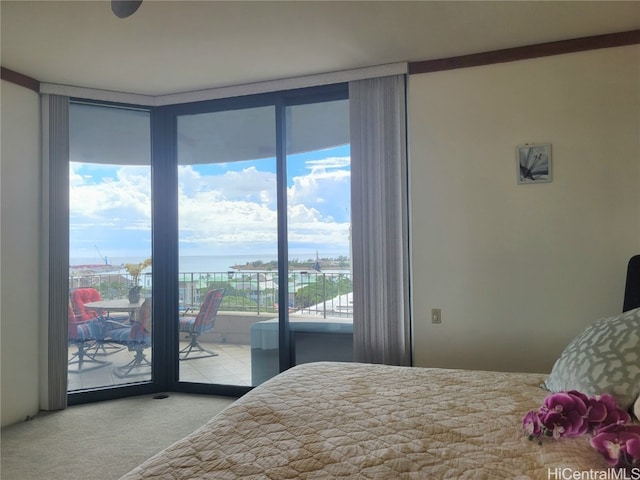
left=175, top=90, right=351, bottom=388
left=176, top=105, right=278, bottom=386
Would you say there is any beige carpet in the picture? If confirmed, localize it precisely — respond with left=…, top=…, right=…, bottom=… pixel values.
left=1, top=392, right=236, bottom=480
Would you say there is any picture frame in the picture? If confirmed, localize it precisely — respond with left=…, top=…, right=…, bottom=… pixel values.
left=517, top=143, right=552, bottom=184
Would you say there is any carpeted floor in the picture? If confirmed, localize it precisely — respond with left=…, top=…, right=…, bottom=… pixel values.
left=1, top=392, right=236, bottom=480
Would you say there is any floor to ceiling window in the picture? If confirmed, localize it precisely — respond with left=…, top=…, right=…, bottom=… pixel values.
left=67, top=102, right=152, bottom=392
left=65, top=84, right=350, bottom=399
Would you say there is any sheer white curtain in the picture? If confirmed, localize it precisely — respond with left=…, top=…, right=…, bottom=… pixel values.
left=349, top=75, right=411, bottom=366
left=41, top=93, right=70, bottom=410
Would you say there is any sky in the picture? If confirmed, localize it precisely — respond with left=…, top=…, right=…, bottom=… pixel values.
left=69, top=145, right=351, bottom=262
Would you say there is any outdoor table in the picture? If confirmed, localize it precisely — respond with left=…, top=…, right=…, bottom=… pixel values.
left=84, top=298, right=145, bottom=322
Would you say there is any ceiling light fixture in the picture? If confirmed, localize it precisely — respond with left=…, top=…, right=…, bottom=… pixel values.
left=111, top=0, right=143, bottom=19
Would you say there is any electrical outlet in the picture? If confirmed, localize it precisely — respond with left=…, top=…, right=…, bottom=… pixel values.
left=431, top=308, right=441, bottom=324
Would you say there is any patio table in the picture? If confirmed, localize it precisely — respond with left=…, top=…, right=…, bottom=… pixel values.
left=84, top=298, right=145, bottom=322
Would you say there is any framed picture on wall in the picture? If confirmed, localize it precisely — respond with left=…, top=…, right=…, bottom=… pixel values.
left=517, top=143, right=552, bottom=184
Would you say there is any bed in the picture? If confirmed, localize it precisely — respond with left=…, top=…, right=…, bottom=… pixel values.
left=119, top=361, right=611, bottom=479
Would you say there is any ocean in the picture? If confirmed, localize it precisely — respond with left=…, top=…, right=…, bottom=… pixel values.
left=70, top=253, right=350, bottom=274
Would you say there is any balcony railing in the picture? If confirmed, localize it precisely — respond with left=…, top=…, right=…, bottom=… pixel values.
left=69, top=270, right=353, bottom=319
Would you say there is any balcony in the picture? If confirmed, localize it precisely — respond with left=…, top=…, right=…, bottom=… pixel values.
left=68, top=271, right=353, bottom=391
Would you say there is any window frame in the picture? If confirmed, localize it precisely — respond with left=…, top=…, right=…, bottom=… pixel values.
left=66, top=83, right=349, bottom=404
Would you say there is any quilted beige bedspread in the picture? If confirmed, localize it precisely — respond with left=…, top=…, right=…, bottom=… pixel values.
left=120, top=362, right=608, bottom=479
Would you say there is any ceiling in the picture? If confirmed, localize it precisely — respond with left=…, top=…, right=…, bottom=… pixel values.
left=2, top=1, right=639, bottom=96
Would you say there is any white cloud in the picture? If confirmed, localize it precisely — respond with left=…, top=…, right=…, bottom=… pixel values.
left=305, top=156, right=350, bottom=170
left=70, top=164, right=151, bottom=224
left=71, top=157, right=351, bottom=258
left=179, top=165, right=277, bottom=207
left=288, top=156, right=350, bottom=222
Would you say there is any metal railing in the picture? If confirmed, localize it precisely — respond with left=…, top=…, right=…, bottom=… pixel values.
left=69, top=270, right=353, bottom=318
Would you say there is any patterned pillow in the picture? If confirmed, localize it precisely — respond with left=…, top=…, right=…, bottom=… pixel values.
left=543, top=308, right=640, bottom=410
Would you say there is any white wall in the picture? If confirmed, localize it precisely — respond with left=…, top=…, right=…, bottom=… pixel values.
left=1, top=44, right=638, bottom=427
left=409, top=45, right=640, bottom=374
left=1, top=80, right=41, bottom=427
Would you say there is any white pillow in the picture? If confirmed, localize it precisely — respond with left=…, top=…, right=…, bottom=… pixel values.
left=543, top=308, right=640, bottom=411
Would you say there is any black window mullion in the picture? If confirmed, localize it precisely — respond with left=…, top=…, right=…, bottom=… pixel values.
left=275, top=100, right=292, bottom=373
left=151, top=107, right=179, bottom=391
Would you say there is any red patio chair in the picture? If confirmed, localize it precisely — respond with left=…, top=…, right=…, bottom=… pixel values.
left=68, top=303, right=111, bottom=373
left=178, top=288, right=224, bottom=360
left=70, top=287, right=125, bottom=355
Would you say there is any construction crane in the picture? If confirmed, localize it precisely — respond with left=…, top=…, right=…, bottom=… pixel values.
left=95, top=245, right=108, bottom=265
